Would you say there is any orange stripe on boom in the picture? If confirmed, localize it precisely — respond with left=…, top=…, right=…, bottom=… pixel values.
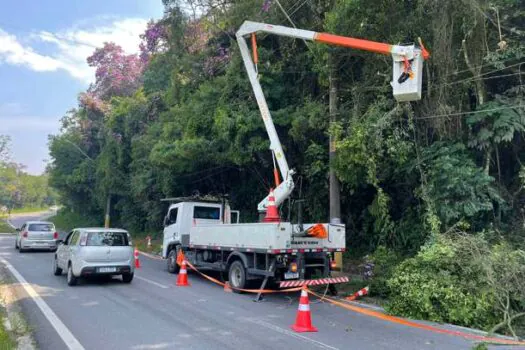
left=314, top=33, right=392, bottom=55
left=251, top=33, right=258, bottom=64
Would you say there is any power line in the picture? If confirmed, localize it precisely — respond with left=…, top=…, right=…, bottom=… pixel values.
left=440, top=61, right=525, bottom=87
left=415, top=104, right=525, bottom=120
left=288, top=0, right=309, bottom=17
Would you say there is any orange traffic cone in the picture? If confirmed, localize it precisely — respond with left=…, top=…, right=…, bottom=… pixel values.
left=263, top=188, right=280, bottom=222
left=346, top=286, right=369, bottom=301
left=223, top=281, right=233, bottom=293
left=291, top=287, right=317, bottom=332
left=134, top=248, right=141, bottom=269
left=176, top=260, right=190, bottom=286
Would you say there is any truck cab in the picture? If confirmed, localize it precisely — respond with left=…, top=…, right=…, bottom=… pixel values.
left=162, top=201, right=239, bottom=259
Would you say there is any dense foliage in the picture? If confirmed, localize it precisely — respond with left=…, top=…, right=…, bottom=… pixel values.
left=0, top=135, right=58, bottom=212
left=47, top=0, right=525, bottom=335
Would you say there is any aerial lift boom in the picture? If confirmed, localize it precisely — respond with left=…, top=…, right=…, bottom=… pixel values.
left=236, top=21, right=429, bottom=213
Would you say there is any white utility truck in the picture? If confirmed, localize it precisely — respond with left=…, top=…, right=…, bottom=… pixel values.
left=161, top=21, right=428, bottom=297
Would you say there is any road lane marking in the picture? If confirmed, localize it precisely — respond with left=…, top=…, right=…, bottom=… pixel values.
left=0, top=258, right=85, bottom=350
left=244, top=318, right=338, bottom=350
left=135, top=275, right=169, bottom=289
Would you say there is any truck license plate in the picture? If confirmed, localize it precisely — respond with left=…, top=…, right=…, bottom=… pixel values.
left=284, top=272, right=299, bottom=280
left=98, top=267, right=117, bottom=273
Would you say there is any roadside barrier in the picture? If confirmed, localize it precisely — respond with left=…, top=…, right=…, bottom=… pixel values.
left=307, top=289, right=525, bottom=346
left=346, top=286, right=369, bottom=301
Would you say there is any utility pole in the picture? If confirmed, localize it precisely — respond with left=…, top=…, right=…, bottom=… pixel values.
left=329, top=55, right=341, bottom=225
left=104, top=194, right=111, bottom=228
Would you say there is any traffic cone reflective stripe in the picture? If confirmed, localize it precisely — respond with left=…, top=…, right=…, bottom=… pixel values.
left=346, top=286, right=369, bottom=301
left=263, top=188, right=280, bottom=223
left=176, top=260, right=190, bottom=286
left=291, top=287, right=317, bottom=333
left=134, top=248, right=141, bottom=268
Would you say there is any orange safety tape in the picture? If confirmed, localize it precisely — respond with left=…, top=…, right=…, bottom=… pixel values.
left=138, top=251, right=164, bottom=261
left=185, top=261, right=303, bottom=294
left=307, top=290, right=525, bottom=346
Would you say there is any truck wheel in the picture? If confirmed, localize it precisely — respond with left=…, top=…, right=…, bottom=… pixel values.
left=167, top=248, right=180, bottom=274
left=228, top=261, right=246, bottom=293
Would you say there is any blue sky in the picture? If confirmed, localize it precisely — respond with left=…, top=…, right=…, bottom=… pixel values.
left=0, top=0, right=164, bottom=174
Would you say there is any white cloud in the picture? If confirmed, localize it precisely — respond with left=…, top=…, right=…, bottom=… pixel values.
left=0, top=29, right=61, bottom=72
left=0, top=17, right=148, bottom=83
left=0, top=116, right=60, bottom=133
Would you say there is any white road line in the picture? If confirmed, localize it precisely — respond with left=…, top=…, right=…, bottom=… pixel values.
left=135, top=275, right=169, bottom=289
left=0, top=258, right=85, bottom=350
left=6, top=219, right=16, bottom=229
left=244, top=318, right=338, bottom=350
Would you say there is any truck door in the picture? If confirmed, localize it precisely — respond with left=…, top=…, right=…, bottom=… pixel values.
left=163, top=207, right=180, bottom=257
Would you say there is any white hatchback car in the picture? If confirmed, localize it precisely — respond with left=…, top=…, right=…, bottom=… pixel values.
left=53, top=228, right=134, bottom=286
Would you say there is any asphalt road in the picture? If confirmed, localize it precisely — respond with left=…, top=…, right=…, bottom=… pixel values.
left=1, top=214, right=522, bottom=350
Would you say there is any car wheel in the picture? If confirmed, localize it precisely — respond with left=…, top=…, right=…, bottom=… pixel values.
left=53, top=257, right=62, bottom=276
left=67, top=264, right=78, bottom=286
left=228, top=261, right=247, bottom=294
left=167, top=248, right=180, bottom=274
left=122, top=273, right=134, bottom=283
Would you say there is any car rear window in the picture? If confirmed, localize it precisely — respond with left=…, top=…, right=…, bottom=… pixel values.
left=86, top=232, right=128, bottom=246
left=28, top=223, right=54, bottom=231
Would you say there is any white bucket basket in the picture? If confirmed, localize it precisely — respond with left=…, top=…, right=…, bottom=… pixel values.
left=391, top=47, right=424, bottom=102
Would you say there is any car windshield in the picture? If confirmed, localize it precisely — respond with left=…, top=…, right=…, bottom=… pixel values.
left=86, top=232, right=128, bottom=246
left=28, top=223, right=54, bottom=231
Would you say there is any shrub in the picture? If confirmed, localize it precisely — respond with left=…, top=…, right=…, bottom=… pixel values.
left=366, top=246, right=403, bottom=298
left=386, top=234, right=498, bottom=330
left=386, top=232, right=525, bottom=336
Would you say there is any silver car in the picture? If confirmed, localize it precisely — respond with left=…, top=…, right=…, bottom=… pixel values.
left=53, top=228, right=134, bottom=286
left=16, top=221, right=58, bottom=252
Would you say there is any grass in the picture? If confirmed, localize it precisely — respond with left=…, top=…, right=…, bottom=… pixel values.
left=0, top=206, right=51, bottom=220
left=0, top=220, right=15, bottom=234
left=0, top=310, right=16, bottom=350
left=47, top=209, right=99, bottom=232
left=134, top=237, right=163, bottom=255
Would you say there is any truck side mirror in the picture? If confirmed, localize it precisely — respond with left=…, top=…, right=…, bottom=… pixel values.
left=163, top=216, right=169, bottom=227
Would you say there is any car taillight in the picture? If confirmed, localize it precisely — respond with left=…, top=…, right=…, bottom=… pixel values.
left=290, top=262, right=298, bottom=273
left=22, top=232, right=28, bottom=238
left=53, top=232, right=58, bottom=239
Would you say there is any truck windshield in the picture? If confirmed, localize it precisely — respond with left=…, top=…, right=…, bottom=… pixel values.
left=86, top=232, right=128, bottom=246
left=194, top=206, right=220, bottom=220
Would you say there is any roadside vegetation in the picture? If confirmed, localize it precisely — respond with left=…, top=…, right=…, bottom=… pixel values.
left=47, top=208, right=99, bottom=232
left=0, top=220, right=15, bottom=234
left=45, top=0, right=524, bottom=338
left=0, top=135, right=59, bottom=219
left=0, top=309, right=15, bottom=350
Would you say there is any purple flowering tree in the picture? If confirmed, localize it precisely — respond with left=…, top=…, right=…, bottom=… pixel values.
left=87, top=42, right=144, bottom=100
left=139, top=20, right=168, bottom=63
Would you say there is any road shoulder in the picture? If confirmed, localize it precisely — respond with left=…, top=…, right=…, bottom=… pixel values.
left=0, top=263, right=35, bottom=350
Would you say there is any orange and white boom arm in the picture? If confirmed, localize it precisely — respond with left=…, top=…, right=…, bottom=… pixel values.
left=236, top=21, right=429, bottom=212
